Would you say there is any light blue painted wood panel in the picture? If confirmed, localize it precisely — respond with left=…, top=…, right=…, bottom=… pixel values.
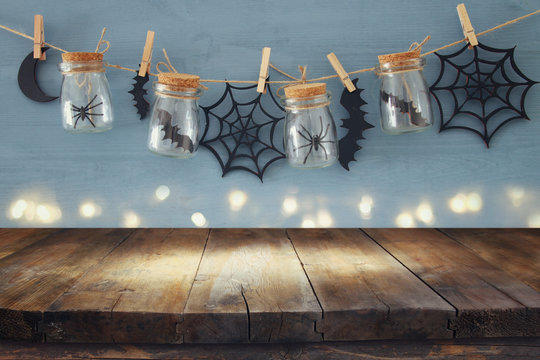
left=0, top=0, right=539, bottom=227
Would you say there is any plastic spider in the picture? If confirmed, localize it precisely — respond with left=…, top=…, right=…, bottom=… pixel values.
left=294, top=116, right=335, bottom=164
left=72, top=95, right=103, bottom=128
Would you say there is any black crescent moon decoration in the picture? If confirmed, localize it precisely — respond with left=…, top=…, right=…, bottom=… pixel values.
left=17, top=46, right=59, bottom=102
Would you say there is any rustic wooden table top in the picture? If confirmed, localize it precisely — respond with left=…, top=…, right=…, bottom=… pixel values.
left=0, top=228, right=538, bottom=344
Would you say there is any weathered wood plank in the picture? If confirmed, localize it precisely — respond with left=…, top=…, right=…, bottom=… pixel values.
left=365, top=229, right=540, bottom=338
left=0, top=229, right=132, bottom=341
left=0, top=338, right=538, bottom=360
left=0, top=229, right=58, bottom=260
left=288, top=228, right=455, bottom=341
left=180, top=228, right=322, bottom=343
left=442, top=228, right=540, bottom=292
left=44, top=228, right=208, bottom=344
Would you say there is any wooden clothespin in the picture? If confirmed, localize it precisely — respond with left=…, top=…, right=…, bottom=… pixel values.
left=33, top=14, right=45, bottom=60
left=457, top=3, right=478, bottom=48
left=138, top=30, right=155, bottom=77
left=327, top=52, right=355, bottom=92
left=257, top=47, right=271, bottom=93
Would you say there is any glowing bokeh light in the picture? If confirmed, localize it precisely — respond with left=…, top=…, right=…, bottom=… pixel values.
left=228, top=190, right=248, bottom=211
left=9, top=199, right=27, bottom=219
left=357, top=195, right=374, bottom=220
left=528, top=213, right=540, bottom=228
left=36, top=204, right=62, bottom=224
left=396, top=212, right=415, bottom=228
left=466, top=193, right=483, bottom=212
left=449, top=194, right=467, bottom=214
left=282, top=196, right=298, bottom=215
left=155, top=185, right=171, bottom=201
left=301, top=218, right=315, bottom=228
left=123, top=211, right=140, bottom=227
left=79, top=201, right=102, bottom=218
left=416, top=202, right=434, bottom=225
left=317, top=209, right=334, bottom=227
left=507, top=187, right=525, bottom=207
left=191, top=212, right=208, bottom=227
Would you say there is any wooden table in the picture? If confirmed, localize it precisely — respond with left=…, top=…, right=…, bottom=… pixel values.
left=0, top=228, right=538, bottom=344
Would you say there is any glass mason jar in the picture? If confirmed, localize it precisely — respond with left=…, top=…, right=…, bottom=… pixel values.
left=58, top=52, right=113, bottom=133
left=376, top=53, right=432, bottom=134
left=147, top=73, right=204, bottom=158
left=281, top=83, right=338, bottom=168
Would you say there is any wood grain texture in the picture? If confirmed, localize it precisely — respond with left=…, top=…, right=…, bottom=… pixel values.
left=0, top=338, right=538, bottom=360
left=364, top=229, right=540, bottom=338
left=180, top=228, right=322, bottom=343
left=0, top=229, right=132, bottom=341
left=441, top=228, right=540, bottom=291
left=44, top=228, right=209, bottom=343
left=1, top=0, right=539, bottom=228
left=0, top=229, right=58, bottom=260
left=288, top=228, right=455, bottom=341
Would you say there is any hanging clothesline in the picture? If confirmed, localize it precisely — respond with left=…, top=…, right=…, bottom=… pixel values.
left=0, top=8, right=538, bottom=86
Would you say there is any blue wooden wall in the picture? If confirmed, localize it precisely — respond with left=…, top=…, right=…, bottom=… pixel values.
left=0, top=0, right=539, bottom=227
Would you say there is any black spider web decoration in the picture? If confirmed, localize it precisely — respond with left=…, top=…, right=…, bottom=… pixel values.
left=430, top=42, right=537, bottom=147
left=199, top=80, right=285, bottom=182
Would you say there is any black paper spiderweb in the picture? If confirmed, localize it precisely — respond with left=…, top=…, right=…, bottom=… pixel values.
left=199, top=81, right=285, bottom=181
left=430, top=42, right=537, bottom=147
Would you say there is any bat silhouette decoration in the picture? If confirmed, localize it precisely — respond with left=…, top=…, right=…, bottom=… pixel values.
left=157, top=109, right=194, bottom=153
left=380, top=91, right=429, bottom=127
left=128, top=66, right=150, bottom=120
left=338, top=78, right=374, bottom=170
left=17, top=46, right=59, bottom=102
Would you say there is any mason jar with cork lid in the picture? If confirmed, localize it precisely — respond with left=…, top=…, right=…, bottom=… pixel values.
left=280, top=82, right=338, bottom=168
left=147, top=72, right=204, bottom=158
left=375, top=47, right=433, bottom=134
left=58, top=52, right=114, bottom=133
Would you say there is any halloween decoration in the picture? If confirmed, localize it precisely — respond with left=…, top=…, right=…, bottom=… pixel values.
left=281, top=82, right=338, bottom=168
left=58, top=52, right=114, bottom=133
left=338, top=78, right=374, bottom=170
left=147, top=72, right=203, bottom=157
left=17, top=46, right=58, bottom=102
left=71, top=94, right=103, bottom=129
left=430, top=42, right=538, bottom=147
left=376, top=48, right=433, bottom=134
left=128, top=67, right=150, bottom=120
left=200, top=81, right=286, bottom=181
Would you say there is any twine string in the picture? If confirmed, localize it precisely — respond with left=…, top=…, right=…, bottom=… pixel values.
left=0, top=9, right=538, bottom=85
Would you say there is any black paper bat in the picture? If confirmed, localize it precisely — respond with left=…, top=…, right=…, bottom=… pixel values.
left=157, top=109, right=194, bottom=153
left=338, top=78, right=374, bottom=170
left=381, top=91, right=429, bottom=127
left=128, top=67, right=150, bottom=120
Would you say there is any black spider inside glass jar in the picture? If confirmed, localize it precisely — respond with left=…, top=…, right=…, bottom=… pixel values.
left=147, top=72, right=204, bottom=158
left=280, top=83, right=338, bottom=168
left=58, top=52, right=113, bottom=133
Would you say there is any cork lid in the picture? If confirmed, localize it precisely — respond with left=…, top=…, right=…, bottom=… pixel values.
left=158, top=72, right=200, bottom=89
left=284, top=83, right=326, bottom=99
left=61, top=52, right=104, bottom=62
left=378, top=48, right=421, bottom=66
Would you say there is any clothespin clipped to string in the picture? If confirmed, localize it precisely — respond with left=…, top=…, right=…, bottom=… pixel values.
left=33, top=15, right=45, bottom=60
left=326, top=52, right=355, bottom=92
left=257, top=47, right=271, bottom=93
left=138, top=30, right=155, bottom=77
left=457, top=3, right=478, bottom=48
